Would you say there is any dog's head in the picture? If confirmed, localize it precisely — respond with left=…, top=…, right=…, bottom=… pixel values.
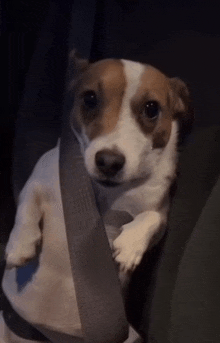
left=69, top=52, right=193, bottom=187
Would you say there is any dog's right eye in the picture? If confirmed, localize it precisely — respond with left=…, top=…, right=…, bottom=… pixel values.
left=83, top=91, right=98, bottom=109
left=144, top=101, right=160, bottom=120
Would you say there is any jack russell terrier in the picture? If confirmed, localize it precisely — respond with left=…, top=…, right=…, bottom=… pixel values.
left=1, top=53, right=193, bottom=342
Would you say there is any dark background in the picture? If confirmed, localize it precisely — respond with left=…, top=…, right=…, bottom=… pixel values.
left=1, top=0, right=50, bottom=245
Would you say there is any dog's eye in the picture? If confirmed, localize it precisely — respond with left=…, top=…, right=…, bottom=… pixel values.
left=83, top=91, right=98, bottom=109
left=144, top=101, right=160, bottom=119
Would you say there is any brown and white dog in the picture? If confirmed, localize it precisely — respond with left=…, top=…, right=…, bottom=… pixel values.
left=1, top=54, right=192, bottom=342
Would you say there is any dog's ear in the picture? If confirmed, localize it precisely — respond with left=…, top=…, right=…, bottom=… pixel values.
left=68, top=50, right=89, bottom=91
left=170, top=77, right=195, bottom=143
left=170, top=77, right=194, bottom=122
left=69, top=49, right=89, bottom=75
left=170, top=77, right=190, bottom=114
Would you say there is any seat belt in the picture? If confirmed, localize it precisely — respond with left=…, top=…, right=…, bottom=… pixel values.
left=59, top=0, right=129, bottom=342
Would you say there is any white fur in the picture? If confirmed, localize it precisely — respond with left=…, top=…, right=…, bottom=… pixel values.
left=95, top=120, right=178, bottom=272
left=3, top=145, right=82, bottom=338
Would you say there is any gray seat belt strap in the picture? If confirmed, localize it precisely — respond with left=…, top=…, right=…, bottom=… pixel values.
left=59, top=1, right=129, bottom=342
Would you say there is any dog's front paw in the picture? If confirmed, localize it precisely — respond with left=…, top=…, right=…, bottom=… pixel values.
left=112, top=230, right=148, bottom=273
left=6, top=241, right=39, bottom=269
left=5, top=230, right=41, bottom=268
left=6, top=245, right=36, bottom=269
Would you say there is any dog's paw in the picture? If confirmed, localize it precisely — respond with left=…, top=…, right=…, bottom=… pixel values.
left=112, top=230, right=148, bottom=273
left=5, top=243, right=37, bottom=269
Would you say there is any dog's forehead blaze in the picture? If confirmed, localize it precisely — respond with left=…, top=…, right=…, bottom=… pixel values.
left=80, top=60, right=126, bottom=140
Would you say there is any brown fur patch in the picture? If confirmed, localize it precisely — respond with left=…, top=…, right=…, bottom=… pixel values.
left=152, top=115, right=172, bottom=149
left=131, top=66, right=173, bottom=148
left=73, top=59, right=126, bottom=140
left=131, top=65, right=191, bottom=148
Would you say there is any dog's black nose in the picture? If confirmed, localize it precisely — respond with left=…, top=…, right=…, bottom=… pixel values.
left=95, top=149, right=125, bottom=177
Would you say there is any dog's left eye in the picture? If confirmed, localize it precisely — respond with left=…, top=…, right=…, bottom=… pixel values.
left=83, top=91, right=98, bottom=109
left=144, top=101, right=160, bottom=119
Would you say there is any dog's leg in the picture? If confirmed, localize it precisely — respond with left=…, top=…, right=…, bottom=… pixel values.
left=5, top=180, right=43, bottom=268
left=113, top=211, right=162, bottom=273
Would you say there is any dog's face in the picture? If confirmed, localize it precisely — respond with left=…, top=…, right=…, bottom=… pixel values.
left=69, top=54, right=192, bottom=187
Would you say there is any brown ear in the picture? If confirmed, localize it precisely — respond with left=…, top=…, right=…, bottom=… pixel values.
left=69, top=49, right=89, bottom=74
left=170, top=77, right=189, bottom=112
left=170, top=77, right=194, bottom=121
left=170, top=77, right=194, bottom=143
left=68, top=50, right=89, bottom=91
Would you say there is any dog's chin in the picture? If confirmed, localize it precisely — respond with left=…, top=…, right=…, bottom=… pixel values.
left=93, top=174, right=149, bottom=188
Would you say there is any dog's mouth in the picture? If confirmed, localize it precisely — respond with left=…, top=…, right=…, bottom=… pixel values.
left=95, top=179, right=121, bottom=187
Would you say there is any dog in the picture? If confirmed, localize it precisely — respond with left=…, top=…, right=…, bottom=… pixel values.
left=1, top=54, right=193, bottom=342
